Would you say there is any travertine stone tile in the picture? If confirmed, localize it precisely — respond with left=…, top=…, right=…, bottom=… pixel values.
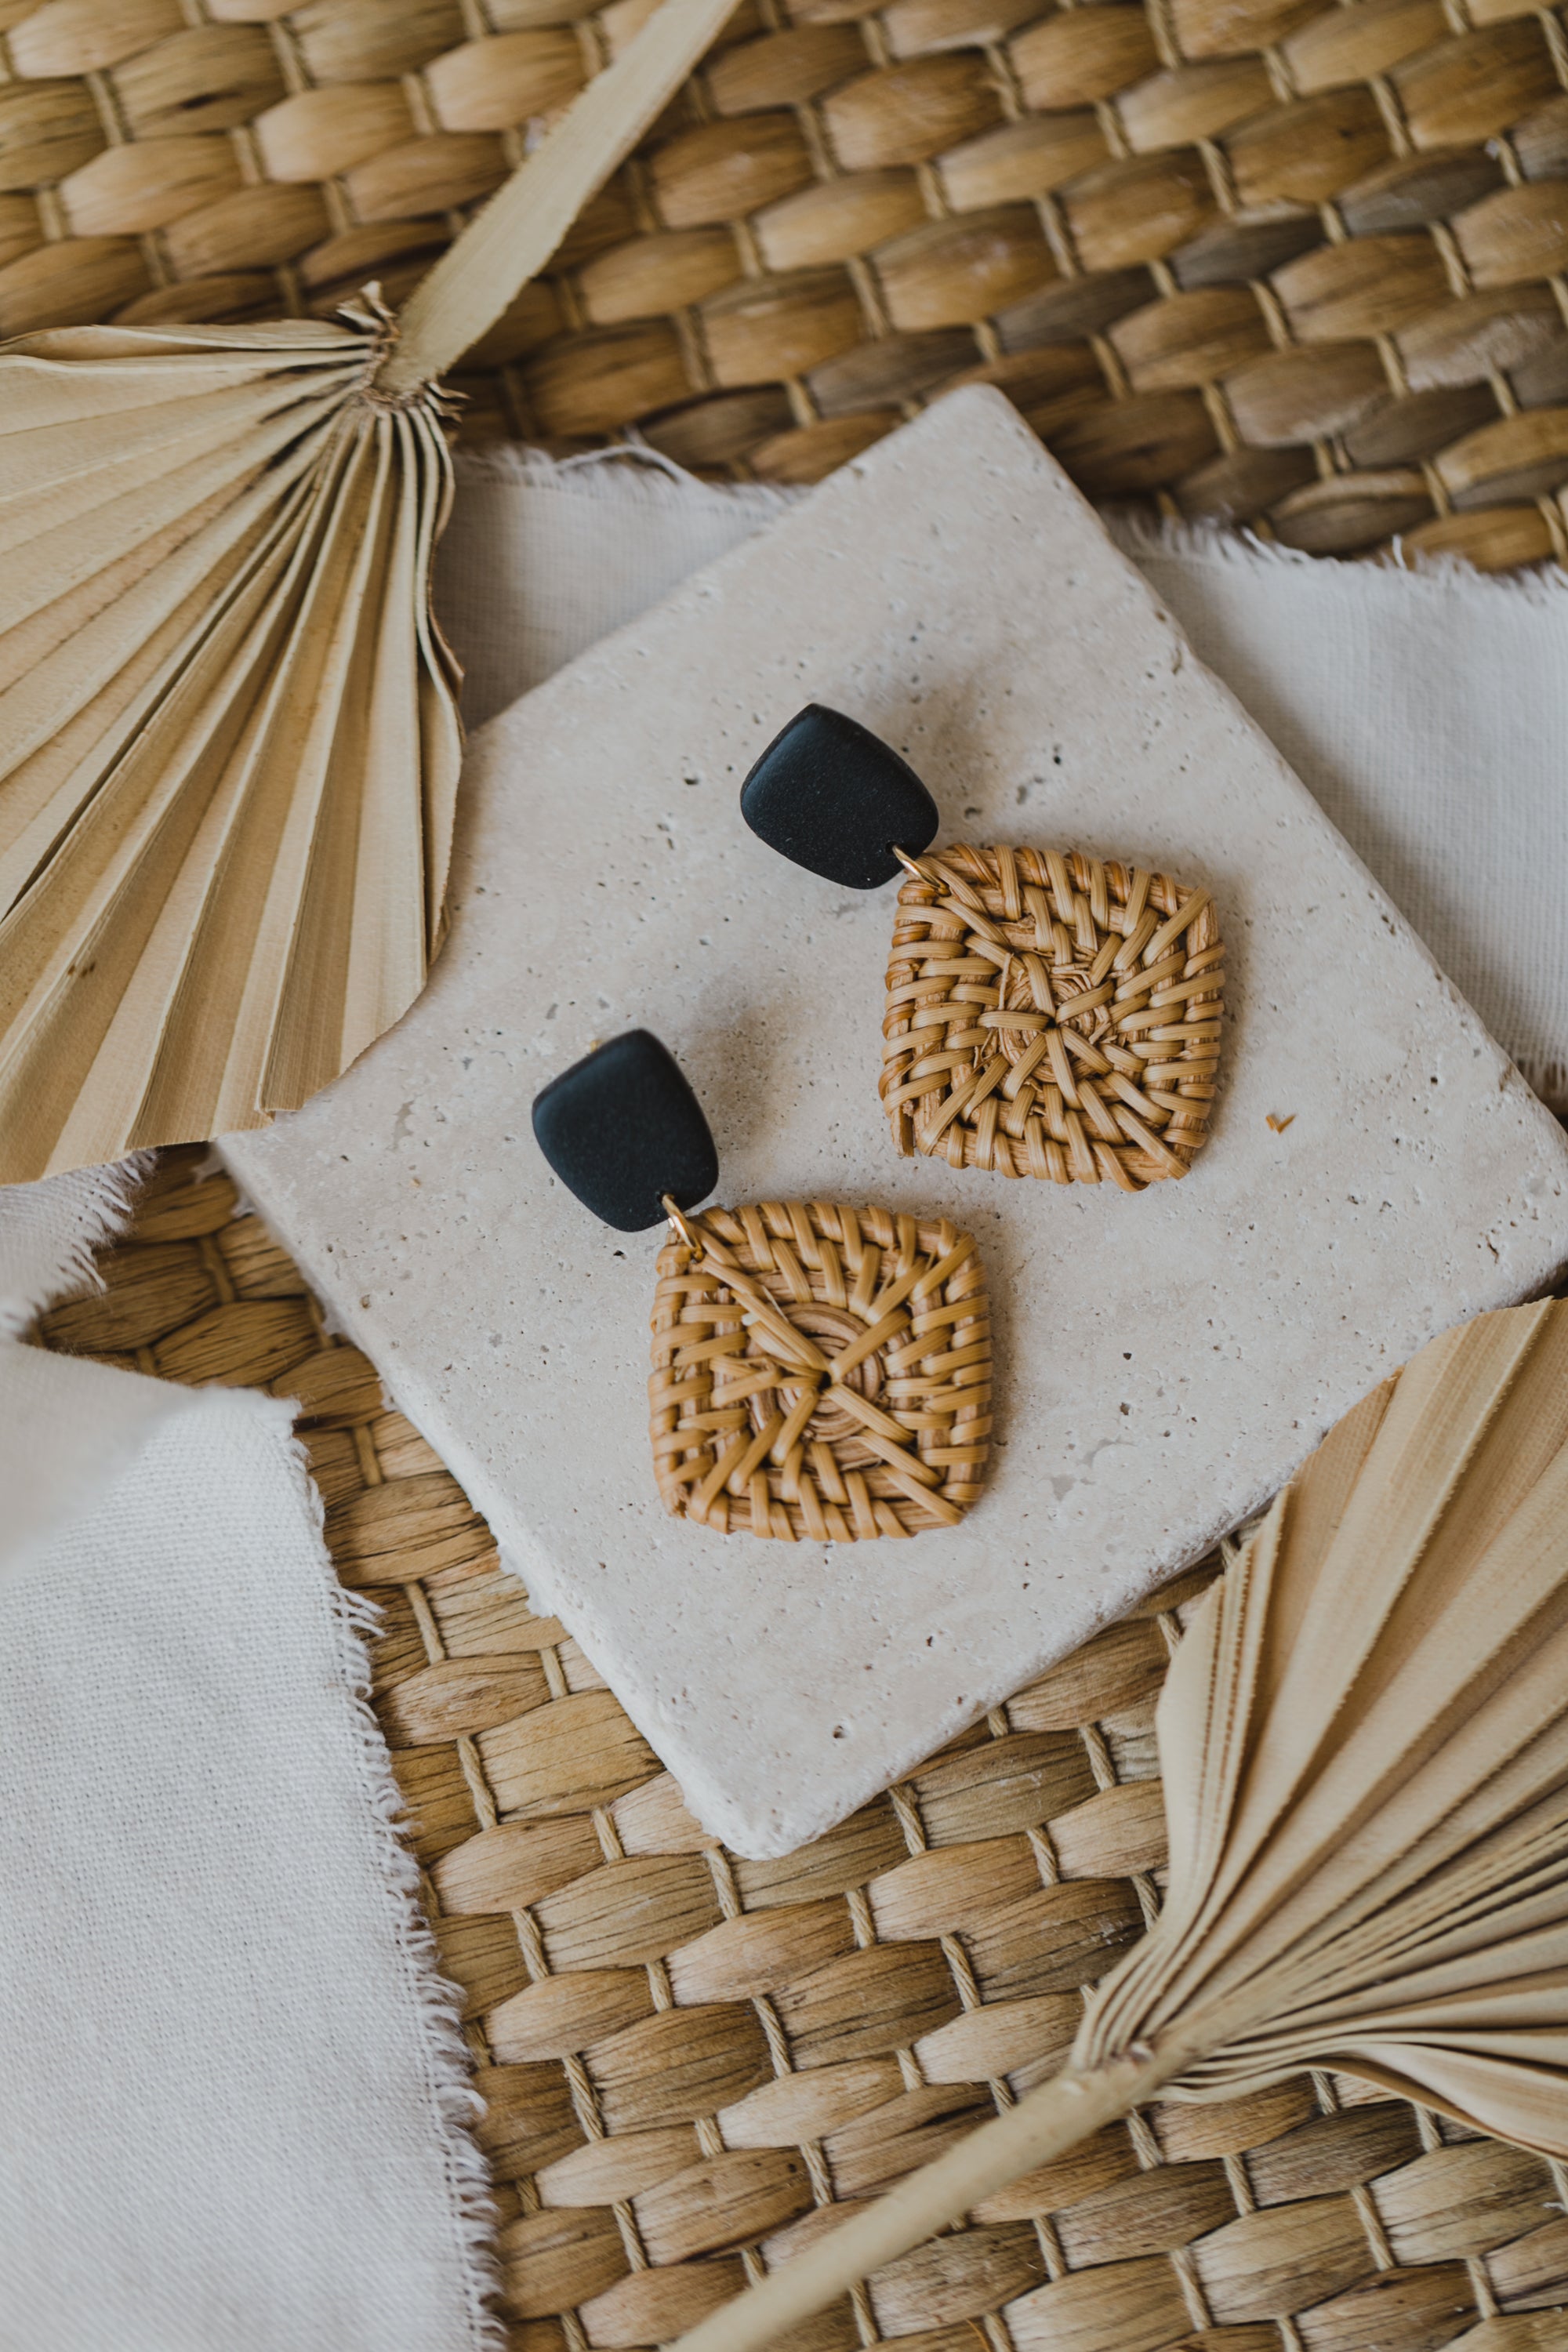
left=226, top=389, right=1568, bottom=1857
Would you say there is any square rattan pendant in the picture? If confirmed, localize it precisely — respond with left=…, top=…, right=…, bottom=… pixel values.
left=880, top=847, right=1224, bottom=1189
left=532, top=1031, right=992, bottom=1544
left=652, top=1200, right=990, bottom=1541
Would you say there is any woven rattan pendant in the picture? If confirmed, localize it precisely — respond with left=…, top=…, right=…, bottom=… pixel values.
left=532, top=1029, right=992, bottom=1542
left=741, top=705, right=1224, bottom=1189
left=671, top=1294, right=1568, bottom=2352
left=0, top=0, right=741, bottom=1186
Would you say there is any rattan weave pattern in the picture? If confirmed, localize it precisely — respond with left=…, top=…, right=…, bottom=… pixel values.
left=35, top=1145, right=1568, bottom=2351
left=881, top=848, right=1222, bottom=1185
left=652, top=1200, right=992, bottom=1540
left=5, top=0, right=1568, bottom=568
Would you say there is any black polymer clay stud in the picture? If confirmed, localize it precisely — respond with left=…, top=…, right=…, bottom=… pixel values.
left=531, top=1028, right=992, bottom=1543
left=738, top=704, right=940, bottom=890
left=531, top=1028, right=718, bottom=1232
left=739, top=705, right=1225, bottom=1192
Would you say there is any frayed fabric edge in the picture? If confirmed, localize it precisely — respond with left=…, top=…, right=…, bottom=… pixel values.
left=0, top=1152, right=154, bottom=1338
left=1102, top=509, right=1568, bottom=1116
left=453, top=437, right=799, bottom=525
left=277, top=1403, right=507, bottom=2352
left=1106, top=507, right=1568, bottom=613
left=450, top=444, right=1568, bottom=611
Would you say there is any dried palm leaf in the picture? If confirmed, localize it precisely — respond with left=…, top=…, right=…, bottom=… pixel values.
left=0, top=0, right=739, bottom=1181
left=674, top=1297, right=1568, bottom=2352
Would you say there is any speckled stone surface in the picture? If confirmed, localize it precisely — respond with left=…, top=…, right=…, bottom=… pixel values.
left=225, top=390, right=1568, bottom=1858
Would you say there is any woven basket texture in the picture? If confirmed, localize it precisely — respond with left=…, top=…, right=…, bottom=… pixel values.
left=34, top=1144, right=1568, bottom=2352
left=5, top=0, right=1568, bottom=569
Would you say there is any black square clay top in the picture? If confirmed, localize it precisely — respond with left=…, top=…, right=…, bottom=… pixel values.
left=739, top=704, right=939, bottom=890
left=532, top=1029, right=718, bottom=1232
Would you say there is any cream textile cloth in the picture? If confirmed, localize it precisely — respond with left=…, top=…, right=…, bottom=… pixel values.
left=0, top=1176, right=497, bottom=2352
left=440, top=447, right=1568, bottom=1114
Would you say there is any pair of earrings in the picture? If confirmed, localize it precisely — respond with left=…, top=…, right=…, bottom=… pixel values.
left=532, top=708, right=1225, bottom=1548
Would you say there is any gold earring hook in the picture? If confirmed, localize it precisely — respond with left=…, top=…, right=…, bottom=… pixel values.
left=662, top=1193, right=699, bottom=1249
left=892, top=844, right=936, bottom=884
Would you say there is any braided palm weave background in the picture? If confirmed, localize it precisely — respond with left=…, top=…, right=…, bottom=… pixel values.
left=5, top=0, right=1568, bottom=564
left=36, top=1146, right=1568, bottom=2350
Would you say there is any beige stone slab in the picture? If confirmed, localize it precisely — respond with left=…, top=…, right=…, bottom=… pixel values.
left=225, top=390, right=1568, bottom=1857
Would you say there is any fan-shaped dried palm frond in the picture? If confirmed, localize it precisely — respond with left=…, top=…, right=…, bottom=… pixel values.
left=0, top=311, right=456, bottom=1178
left=0, top=0, right=739, bottom=1184
left=673, top=1297, right=1568, bottom=2352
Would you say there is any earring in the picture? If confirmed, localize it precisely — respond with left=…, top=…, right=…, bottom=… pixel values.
left=740, top=706, right=1224, bottom=1191
left=532, top=1029, right=992, bottom=1543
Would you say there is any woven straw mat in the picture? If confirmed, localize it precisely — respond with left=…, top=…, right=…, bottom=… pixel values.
left=6, top=0, right=1568, bottom=568
left=33, top=1144, right=1568, bottom=2351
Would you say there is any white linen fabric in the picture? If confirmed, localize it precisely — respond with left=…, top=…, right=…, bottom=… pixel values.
left=440, top=445, right=1568, bottom=1113
left=439, top=447, right=789, bottom=731
left=0, top=1187, right=497, bottom=2352
left=0, top=1160, right=183, bottom=1579
left=1127, top=527, right=1568, bottom=1116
